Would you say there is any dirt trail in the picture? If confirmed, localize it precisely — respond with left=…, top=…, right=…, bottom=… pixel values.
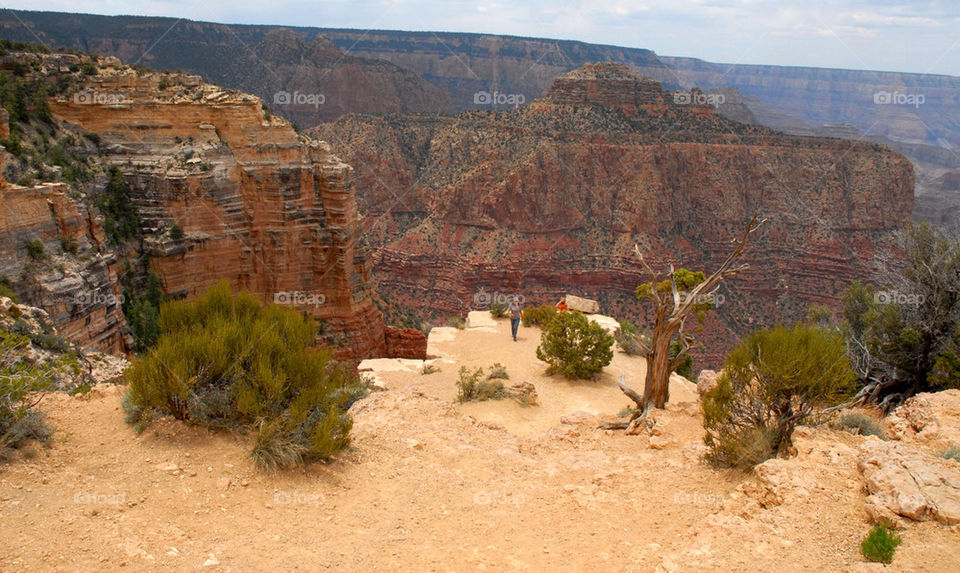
left=1, top=318, right=957, bottom=571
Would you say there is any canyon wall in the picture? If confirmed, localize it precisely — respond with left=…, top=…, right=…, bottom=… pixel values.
left=0, top=178, right=127, bottom=353
left=40, top=67, right=391, bottom=359
left=318, top=64, right=914, bottom=366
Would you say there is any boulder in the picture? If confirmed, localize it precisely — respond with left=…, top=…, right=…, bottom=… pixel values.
left=507, top=381, right=538, bottom=406
left=858, top=440, right=960, bottom=526
left=565, top=294, right=599, bottom=314
left=383, top=325, right=427, bottom=359
left=697, top=370, right=719, bottom=395
left=586, top=314, right=620, bottom=336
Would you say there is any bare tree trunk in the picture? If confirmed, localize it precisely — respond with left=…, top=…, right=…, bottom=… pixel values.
left=643, top=325, right=675, bottom=408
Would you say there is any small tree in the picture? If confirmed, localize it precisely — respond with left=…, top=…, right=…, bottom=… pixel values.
left=536, top=311, right=614, bottom=379
left=610, top=216, right=761, bottom=433
left=702, top=324, right=856, bottom=469
left=841, top=223, right=960, bottom=411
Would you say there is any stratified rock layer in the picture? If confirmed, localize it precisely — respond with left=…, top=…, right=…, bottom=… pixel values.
left=47, top=69, right=387, bottom=359
left=319, top=64, right=915, bottom=366
left=0, top=180, right=126, bottom=353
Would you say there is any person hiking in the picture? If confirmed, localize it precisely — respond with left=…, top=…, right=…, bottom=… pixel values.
left=555, top=297, right=568, bottom=312
left=507, top=296, right=523, bottom=341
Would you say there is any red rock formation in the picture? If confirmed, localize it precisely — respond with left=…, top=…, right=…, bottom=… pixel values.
left=318, top=64, right=915, bottom=367
left=383, top=326, right=427, bottom=360
left=47, top=69, right=389, bottom=360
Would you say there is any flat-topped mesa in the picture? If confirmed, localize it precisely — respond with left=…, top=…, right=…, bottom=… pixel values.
left=542, top=62, right=713, bottom=118
left=44, top=66, right=406, bottom=360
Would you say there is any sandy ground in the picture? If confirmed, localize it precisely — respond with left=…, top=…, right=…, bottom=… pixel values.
left=1, top=316, right=958, bottom=572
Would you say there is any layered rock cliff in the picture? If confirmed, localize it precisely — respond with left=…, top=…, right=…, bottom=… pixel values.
left=0, top=48, right=417, bottom=360
left=0, top=178, right=127, bottom=353
left=317, top=64, right=914, bottom=366
left=4, top=11, right=952, bottom=235
left=42, top=66, right=390, bottom=359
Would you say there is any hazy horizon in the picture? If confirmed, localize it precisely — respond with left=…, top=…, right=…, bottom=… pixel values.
left=3, top=1, right=959, bottom=77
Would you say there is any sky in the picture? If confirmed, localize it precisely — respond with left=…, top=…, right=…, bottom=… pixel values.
left=4, top=0, right=960, bottom=76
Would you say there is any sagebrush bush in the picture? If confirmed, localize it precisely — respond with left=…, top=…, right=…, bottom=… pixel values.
left=487, top=363, right=509, bottom=380
left=522, top=304, right=557, bottom=328
left=25, top=239, right=45, bottom=261
left=836, top=412, right=886, bottom=439
left=126, top=282, right=363, bottom=468
left=703, top=324, right=856, bottom=469
left=861, top=521, right=901, bottom=564
left=536, top=311, right=614, bottom=379
left=456, top=366, right=507, bottom=402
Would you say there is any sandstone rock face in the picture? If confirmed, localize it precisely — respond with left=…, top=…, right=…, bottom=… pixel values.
left=886, top=390, right=960, bottom=445
left=565, top=295, right=599, bottom=314
left=0, top=182, right=126, bottom=353
left=858, top=440, right=960, bottom=526
left=318, top=64, right=914, bottom=366
left=383, top=326, right=427, bottom=360
left=47, top=70, right=388, bottom=360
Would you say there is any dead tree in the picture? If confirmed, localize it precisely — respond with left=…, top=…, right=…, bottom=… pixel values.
left=606, top=216, right=763, bottom=434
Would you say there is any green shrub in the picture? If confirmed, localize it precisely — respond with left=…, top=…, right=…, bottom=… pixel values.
left=941, top=445, right=960, bottom=462
left=522, top=304, right=557, bottom=328
left=126, top=282, right=362, bottom=469
left=487, top=363, right=509, bottom=380
left=0, top=277, right=17, bottom=303
left=835, top=412, right=886, bottom=439
left=536, top=311, right=614, bottom=379
left=456, top=366, right=507, bottom=402
left=448, top=316, right=466, bottom=329
left=490, top=298, right=509, bottom=319
left=861, top=521, right=901, bottom=564
left=670, top=338, right=693, bottom=379
left=168, top=223, right=184, bottom=240
left=25, top=239, right=45, bottom=261
left=703, top=324, right=856, bottom=469
left=60, top=238, right=79, bottom=255
left=0, top=329, right=61, bottom=460
left=121, top=390, right=143, bottom=424
left=615, top=319, right=648, bottom=355
left=97, top=167, right=141, bottom=246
